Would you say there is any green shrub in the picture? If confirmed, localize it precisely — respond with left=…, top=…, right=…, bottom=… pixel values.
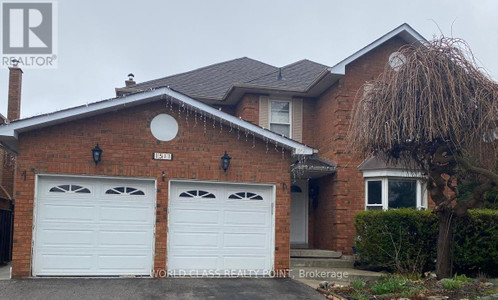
left=354, top=209, right=438, bottom=274
left=351, top=278, right=367, bottom=290
left=440, top=278, right=462, bottom=290
left=453, top=273, right=472, bottom=282
left=371, top=276, right=406, bottom=295
left=453, top=209, right=498, bottom=276
left=354, top=209, right=498, bottom=276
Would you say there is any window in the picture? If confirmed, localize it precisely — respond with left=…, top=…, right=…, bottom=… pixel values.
left=366, top=181, right=382, bottom=210
left=365, top=178, right=426, bottom=210
left=179, top=190, right=216, bottom=199
left=49, top=184, right=91, bottom=194
left=228, top=192, right=263, bottom=200
left=270, top=100, right=291, bottom=138
left=105, top=187, right=145, bottom=195
left=388, top=180, right=416, bottom=208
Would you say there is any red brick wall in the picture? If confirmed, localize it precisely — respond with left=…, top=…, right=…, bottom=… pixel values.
left=301, top=98, right=317, bottom=147
left=235, top=94, right=260, bottom=124
left=312, top=37, right=408, bottom=253
left=12, top=100, right=292, bottom=277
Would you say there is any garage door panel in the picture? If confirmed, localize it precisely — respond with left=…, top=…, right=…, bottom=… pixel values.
left=39, top=204, right=96, bottom=222
left=37, top=228, right=95, bottom=247
left=223, top=233, right=269, bottom=248
left=169, top=232, right=219, bottom=248
left=37, top=254, right=94, bottom=272
left=97, top=255, right=150, bottom=271
left=223, top=256, right=268, bottom=270
left=34, top=176, right=156, bottom=276
left=168, top=255, right=220, bottom=271
left=168, top=182, right=274, bottom=274
left=98, top=230, right=152, bottom=247
left=99, top=206, right=152, bottom=224
left=223, top=210, right=269, bottom=226
left=169, top=209, right=220, bottom=225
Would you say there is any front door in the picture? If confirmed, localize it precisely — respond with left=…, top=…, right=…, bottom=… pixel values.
left=290, top=180, right=308, bottom=246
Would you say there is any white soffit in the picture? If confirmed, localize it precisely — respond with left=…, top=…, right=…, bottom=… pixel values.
left=0, top=87, right=315, bottom=155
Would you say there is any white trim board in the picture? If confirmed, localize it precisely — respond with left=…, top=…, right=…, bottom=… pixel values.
left=330, top=23, right=427, bottom=75
left=0, top=87, right=314, bottom=155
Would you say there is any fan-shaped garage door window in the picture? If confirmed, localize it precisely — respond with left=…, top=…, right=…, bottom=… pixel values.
left=105, top=187, right=145, bottom=195
left=49, top=184, right=91, bottom=194
left=179, top=190, right=216, bottom=199
left=228, top=192, right=263, bottom=200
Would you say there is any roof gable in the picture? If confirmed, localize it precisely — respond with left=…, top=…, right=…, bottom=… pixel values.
left=0, top=87, right=315, bottom=155
left=330, top=23, right=427, bottom=75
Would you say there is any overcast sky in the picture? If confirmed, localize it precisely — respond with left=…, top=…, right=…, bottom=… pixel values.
left=1, top=0, right=497, bottom=118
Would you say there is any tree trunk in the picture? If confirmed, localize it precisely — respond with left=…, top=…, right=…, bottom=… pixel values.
left=436, top=209, right=454, bottom=279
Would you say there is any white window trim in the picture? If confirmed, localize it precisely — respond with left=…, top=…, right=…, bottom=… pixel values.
left=364, top=170, right=428, bottom=210
left=269, top=99, right=292, bottom=138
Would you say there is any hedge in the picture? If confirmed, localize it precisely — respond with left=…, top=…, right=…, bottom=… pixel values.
left=354, top=209, right=498, bottom=276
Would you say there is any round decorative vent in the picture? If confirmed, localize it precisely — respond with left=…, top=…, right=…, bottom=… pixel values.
left=150, top=114, right=178, bottom=141
left=388, top=52, right=406, bottom=71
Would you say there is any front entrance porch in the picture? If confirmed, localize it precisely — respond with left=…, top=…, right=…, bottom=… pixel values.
left=290, top=155, right=336, bottom=250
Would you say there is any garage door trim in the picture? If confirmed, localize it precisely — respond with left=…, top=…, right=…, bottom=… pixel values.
left=32, top=174, right=157, bottom=277
left=167, top=179, right=276, bottom=275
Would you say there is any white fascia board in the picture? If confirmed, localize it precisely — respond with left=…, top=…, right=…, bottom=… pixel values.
left=330, top=24, right=427, bottom=75
left=362, top=169, right=425, bottom=178
left=0, top=87, right=314, bottom=155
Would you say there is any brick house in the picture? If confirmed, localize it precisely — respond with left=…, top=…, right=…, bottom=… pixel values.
left=1, top=24, right=429, bottom=278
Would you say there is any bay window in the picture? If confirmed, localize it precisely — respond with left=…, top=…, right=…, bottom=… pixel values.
left=365, top=177, right=426, bottom=210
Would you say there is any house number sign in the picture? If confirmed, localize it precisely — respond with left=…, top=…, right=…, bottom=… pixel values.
left=153, top=153, right=173, bottom=160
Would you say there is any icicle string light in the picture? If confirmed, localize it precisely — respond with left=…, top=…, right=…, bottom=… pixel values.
left=161, top=96, right=310, bottom=167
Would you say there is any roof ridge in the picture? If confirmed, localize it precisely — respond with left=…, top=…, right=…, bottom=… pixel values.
left=130, top=57, right=273, bottom=89
left=242, top=59, right=329, bottom=85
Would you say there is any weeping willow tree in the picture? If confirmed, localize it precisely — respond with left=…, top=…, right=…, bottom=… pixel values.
left=348, top=37, right=498, bottom=279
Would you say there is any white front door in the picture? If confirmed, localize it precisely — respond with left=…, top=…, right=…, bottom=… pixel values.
left=168, top=181, right=274, bottom=275
left=290, top=180, right=308, bottom=245
left=33, top=175, right=156, bottom=276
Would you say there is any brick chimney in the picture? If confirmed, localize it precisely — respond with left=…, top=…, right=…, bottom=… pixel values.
left=125, top=73, right=136, bottom=87
left=7, top=60, right=23, bottom=121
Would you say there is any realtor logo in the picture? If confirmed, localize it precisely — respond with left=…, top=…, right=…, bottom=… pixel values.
left=1, top=1, right=57, bottom=68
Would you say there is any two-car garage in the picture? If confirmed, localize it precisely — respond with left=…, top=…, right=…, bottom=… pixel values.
left=32, top=176, right=274, bottom=276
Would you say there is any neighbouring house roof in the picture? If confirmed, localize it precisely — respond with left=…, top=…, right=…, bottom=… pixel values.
left=117, top=57, right=337, bottom=104
left=330, top=23, right=427, bottom=75
left=0, top=87, right=315, bottom=155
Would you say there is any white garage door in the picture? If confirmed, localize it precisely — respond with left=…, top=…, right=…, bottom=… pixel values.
left=168, top=181, right=274, bottom=275
left=33, top=176, right=156, bottom=276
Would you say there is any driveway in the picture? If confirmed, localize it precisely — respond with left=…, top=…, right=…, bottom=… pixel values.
left=0, top=278, right=323, bottom=300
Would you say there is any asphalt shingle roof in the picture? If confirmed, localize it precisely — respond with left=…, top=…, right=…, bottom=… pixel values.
left=245, top=59, right=330, bottom=91
left=125, top=57, right=330, bottom=101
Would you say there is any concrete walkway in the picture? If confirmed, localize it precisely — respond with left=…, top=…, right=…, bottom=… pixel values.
left=0, top=262, right=11, bottom=280
left=0, top=278, right=323, bottom=300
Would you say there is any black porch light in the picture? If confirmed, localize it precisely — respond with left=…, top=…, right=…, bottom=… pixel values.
left=221, top=151, right=231, bottom=172
left=91, top=144, right=103, bottom=165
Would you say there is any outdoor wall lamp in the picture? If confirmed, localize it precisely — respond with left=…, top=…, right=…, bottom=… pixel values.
left=91, top=144, right=103, bottom=165
left=221, top=151, right=231, bottom=172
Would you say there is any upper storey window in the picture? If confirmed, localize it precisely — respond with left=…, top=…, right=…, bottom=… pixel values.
left=270, top=100, right=291, bottom=138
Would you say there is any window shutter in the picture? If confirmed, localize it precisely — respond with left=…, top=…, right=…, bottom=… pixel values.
left=292, top=98, right=303, bottom=142
left=259, top=96, right=270, bottom=129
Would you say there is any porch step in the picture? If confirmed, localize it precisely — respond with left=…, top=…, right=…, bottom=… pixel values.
left=291, top=256, right=354, bottom=269
left=290, top=249, right=342, bottom=259
left=290, top=267, right=383, bottom=283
